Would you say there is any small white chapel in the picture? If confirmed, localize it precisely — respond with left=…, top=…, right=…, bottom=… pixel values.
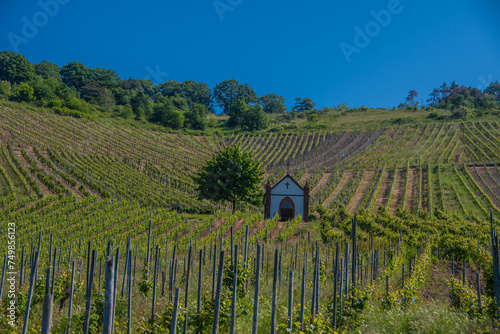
left=263, top=173, right=310, bottom=222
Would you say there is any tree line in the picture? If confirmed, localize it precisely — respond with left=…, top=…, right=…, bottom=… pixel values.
left=0, top=51, right=319, bottom=131
left=1, top=50, right=499, bottom=132
left=401, top=81, right=500, bottom=119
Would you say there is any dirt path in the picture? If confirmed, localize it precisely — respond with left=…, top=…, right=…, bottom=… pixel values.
left=249, top=219, right=266, bottom=238
left=487, top=166, right=500, bottom=198
left=422, top=262, right=452, bottom=303
left=347, top=169, right=375, bottom=212
left=223, top=219, right=245, bottom=239
left=422, top=260, right=485, bottom=304
left=390, top=167, right=406, bottom=215
left=298, top=173, right=310, bottom=185
left=286, top=221, right=310, bottom=244
left=373, top=168, right=393, bottom=214
left=199, top=218, right=225, bottom=239
left=421, top=166, right=429, bottom=212
left=311, top=173, right=332, bottom=196
left=406, top=167, right=419, bottom=214
left=322, top=170, right=353, bottom=208
left=269, top=220, right=287, bottom=241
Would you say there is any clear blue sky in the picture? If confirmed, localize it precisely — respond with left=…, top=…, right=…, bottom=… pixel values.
left=1, top=0, right=499, bottom=110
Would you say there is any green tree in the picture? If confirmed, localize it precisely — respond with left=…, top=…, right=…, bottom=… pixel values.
left=0, top=51, right=36, bottom=84
left=182, top=80, right=212, bottom=110
left=156, top=80, right=212, bottom=110
left=60, top=62, right=91, bottom=91
left=35, top=60, right=62, bottom=81
left=227, top=98, right=247, bottom=127
left=111, top=87, right=132, bottom=105
left=439, top=82, right=450, bottom=100
left=0, top=81, right=12, bottom=96
left=130, top=91, right=152, bottom=120
left=11, top=83, right=34, bottom=102
left=241, top=104, right=267, bottom=131
left=405, top=90, right=418, bottom=106
left=152, top=100, right=184, bottom=129
left=427, top=88, right=440, bottom=106
left=193, top=145, right=264, bottom=213
left=81, top=80, right=116, bottom=109
left=213, top=79, right=257, bottom=114
left=307, top=113, right=319, bottom=122
left=228, top=99, right=267, bottom=131
left=485, top=81, right=500, bottom=104
left=90, top=67, right=121, bottom=89
left=32, top=77, right=57, bottom=102
left=122, top=78, right=154, bottom=96
left=292, top=97, right=316, bottom=112
left=476, top=93, right=498, bottom=110
left=64, top=94, right=89, bottom=112
left=259, top=93, right=287, bottom=113
left=115, top=104, right=133, bottom=119
left=169, top=95, right=189, bottom=111
left=184, top=103, right=207, bottom=130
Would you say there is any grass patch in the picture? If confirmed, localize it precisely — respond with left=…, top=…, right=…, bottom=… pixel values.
left=358, top=302, right=494, bottom=334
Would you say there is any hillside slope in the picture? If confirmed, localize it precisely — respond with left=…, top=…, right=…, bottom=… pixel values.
left=1, top=103, right=500, bottom=220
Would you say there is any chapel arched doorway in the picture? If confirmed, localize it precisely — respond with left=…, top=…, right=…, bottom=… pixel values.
left=279, top=197, right=295, bottom=221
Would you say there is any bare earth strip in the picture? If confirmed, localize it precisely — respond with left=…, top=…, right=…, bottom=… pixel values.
left=322, top=170, right=353, bottom=208
left=346, top=170, right=375, bottom=212
left=199, top=218, right=225, bottom=239
left=422, top=261, right=484, bottom=303
left=390, top=167, right=406, bottom=215
left=269, top=221, right=287, bottom=242
left=249, top=219, right=267, bottom=238
left=487, top=166, right=500, bottom=199
left=311, top=173, right=332, bottom=196
left=298, top=173, right=310, bottom=184
left=373, top=168, right=393, bottom=214
left=223, top=218, right=246, bottom=239
left=421, top=167, right=429, bottom=212
left=406, top=167, right=419, bottom=214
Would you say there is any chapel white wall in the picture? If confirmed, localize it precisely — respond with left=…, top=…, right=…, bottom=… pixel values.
left=269, top=176, right=304, bottom=219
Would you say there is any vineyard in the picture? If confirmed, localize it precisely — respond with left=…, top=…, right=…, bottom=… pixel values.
left=1, top=102, right=500, bottom=333
left=230, top=121, right=500, bottom=222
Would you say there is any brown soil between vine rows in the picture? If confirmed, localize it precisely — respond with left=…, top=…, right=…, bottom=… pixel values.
left=223, top=218, right=246, bottom=239
left=389, top=168, right=407, bottom=215
left=421, top=260, right=485, bottom=303
left=373, top=168, right=393, bottom=213
left=347, top=169, right=375, bottom=212
left=269, top=220, right=287, bottom=241
left=199, top=218, right=225, bottom=239
left=406, top=167, right=419, bottom=214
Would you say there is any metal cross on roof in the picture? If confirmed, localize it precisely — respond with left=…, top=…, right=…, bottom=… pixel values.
left=285, top=182, right=290, bottom=189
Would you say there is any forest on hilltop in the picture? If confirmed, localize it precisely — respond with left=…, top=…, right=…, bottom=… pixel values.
left=1, top=50, right=499, bottom=135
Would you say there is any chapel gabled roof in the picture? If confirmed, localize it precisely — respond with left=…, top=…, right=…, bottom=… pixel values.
left=270, top=173, right=304, bottom=192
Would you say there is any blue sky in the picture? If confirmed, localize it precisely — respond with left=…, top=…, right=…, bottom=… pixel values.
left=1, top=0, right=499, bottom=110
